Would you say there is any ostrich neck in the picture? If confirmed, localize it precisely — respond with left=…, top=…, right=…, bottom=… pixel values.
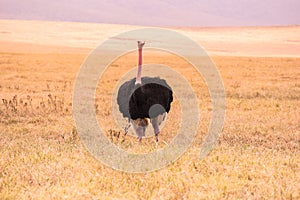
left=135, top=49, right=142, bottom=85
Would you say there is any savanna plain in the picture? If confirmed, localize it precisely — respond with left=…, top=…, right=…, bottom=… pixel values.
left=0, top=20, right=299, bottom=199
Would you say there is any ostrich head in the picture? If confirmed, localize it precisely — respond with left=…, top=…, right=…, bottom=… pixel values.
left=137, top=41, right=145, bottom=49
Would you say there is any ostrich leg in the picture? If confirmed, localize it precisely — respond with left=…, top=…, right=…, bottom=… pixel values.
left=151, top=116, right=160, bottom=143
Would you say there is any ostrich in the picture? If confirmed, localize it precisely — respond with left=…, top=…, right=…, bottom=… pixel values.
left=117, top=41, right=173, bottom=142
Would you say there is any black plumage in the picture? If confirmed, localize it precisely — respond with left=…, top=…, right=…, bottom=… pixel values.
left=117, top=77, right=173, bottom=120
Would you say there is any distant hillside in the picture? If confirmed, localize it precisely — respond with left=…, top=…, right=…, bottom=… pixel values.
left=0, top=0, right=299, bottom=27
left=1, top=20, right=299, bottom=57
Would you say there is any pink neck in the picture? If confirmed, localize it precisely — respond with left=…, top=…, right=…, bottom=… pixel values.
left=136, top=48, right=142, bottom=84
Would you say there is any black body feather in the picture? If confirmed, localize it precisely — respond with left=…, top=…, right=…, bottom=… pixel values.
left=117, top=77, right=173, bottom=120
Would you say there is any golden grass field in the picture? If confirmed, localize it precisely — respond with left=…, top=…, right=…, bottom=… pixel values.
left=0, top=20, right=299, bottom=199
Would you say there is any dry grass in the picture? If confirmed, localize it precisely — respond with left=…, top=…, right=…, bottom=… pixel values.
left=0, top=51, right=299, bottom=199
